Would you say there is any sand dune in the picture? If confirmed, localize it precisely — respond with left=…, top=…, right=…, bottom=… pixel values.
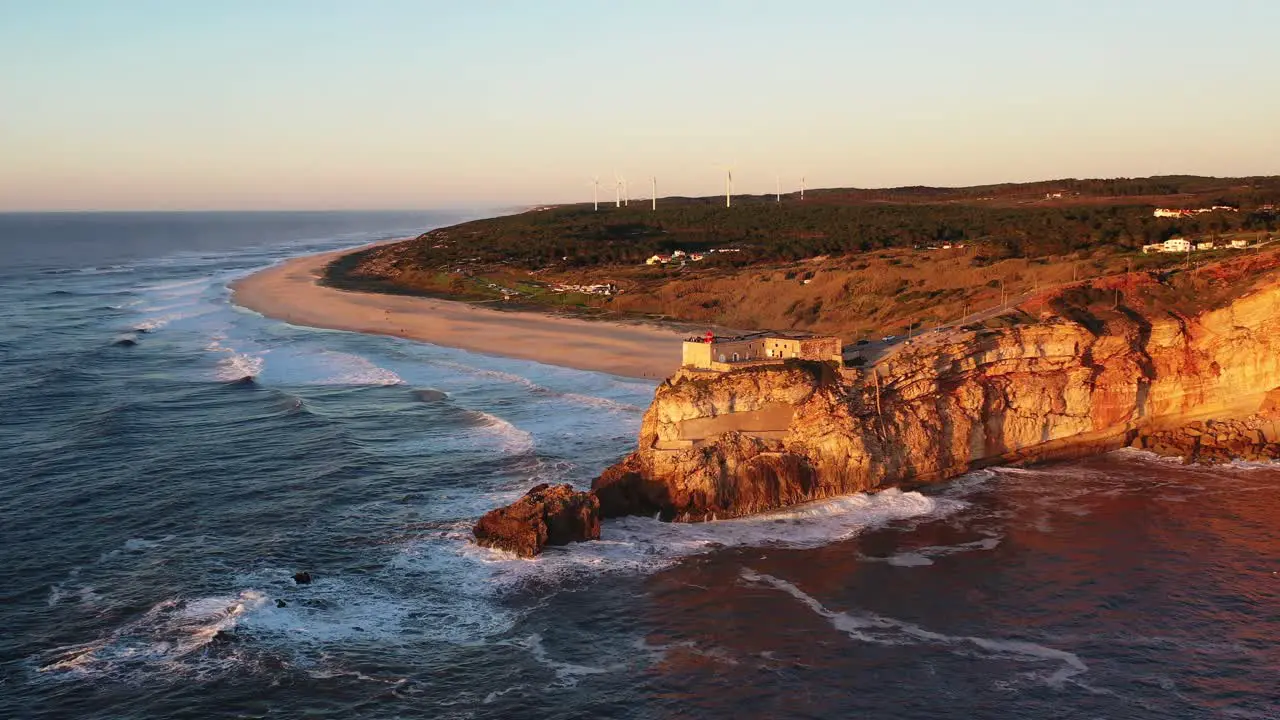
left=231, top=246, right=686, bottom=379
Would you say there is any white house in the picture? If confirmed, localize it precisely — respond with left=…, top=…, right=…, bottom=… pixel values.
left=1154, top=208, right=1187, bottom=218
left=1163, top=237, right=1191, bottom=253
left=1230, top=239, right=1249, bottom=249
left=1196, top=241, right=1215, bottom=251
left=1141, top=243, right=1165, bottom=254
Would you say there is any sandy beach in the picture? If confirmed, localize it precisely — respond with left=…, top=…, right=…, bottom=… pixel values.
left=230, top=245, right=687, bottom=379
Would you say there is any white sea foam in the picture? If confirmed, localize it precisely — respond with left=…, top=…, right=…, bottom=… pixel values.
left=459, top=488, right=963, bottom=585
left=205, top=335, right=265, bottom=381
left=38, top=590, right=271, bottom=678
left=483, top=684, right=527, bottom=704
left=470, top=411, right=535, bottom=454
left=558, top=392, right=645, bottom=414
left=505, top=634, right=624, bottom=688
left=740, top=568, right=1089, bottom=687
left=134, top=307, right=215, bottom=332
left=138, top=277, right=209, bottom=295
left=1108, top=447, right=1188, bottom=464
left=315, top=351, right=403, bottom=386
left=874, top=534, right=1004, bottom=567
left=216, top=353, right=264, bottom=381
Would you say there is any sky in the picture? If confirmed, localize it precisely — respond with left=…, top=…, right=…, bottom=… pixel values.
left=2, top=0, right=1278, bottom=211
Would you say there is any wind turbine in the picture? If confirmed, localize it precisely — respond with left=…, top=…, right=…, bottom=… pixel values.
left=590, top=176, right=600, bottom=211
left=800, top=176, right=806, bottom=200
left=613, top=172, right=621, bottom=208
left=623, top=177, right=629, bottom=206
left=776, top=175, right=781, bottom=203
left=651, top=176, right=657, bottom=211
left=725, top=168, right=734, bottom=208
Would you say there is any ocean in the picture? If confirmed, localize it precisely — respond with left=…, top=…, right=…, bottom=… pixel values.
left=0, top=211, right=1276, bottom=719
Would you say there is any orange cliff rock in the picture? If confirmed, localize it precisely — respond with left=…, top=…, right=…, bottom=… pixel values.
left=592, top=276, right=1280, bottom=521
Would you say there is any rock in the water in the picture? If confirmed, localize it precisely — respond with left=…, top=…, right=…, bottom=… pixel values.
left=473, top=483, right=600, bottom=557
left=292, top=571, right=312, bottom=585
left=275, top=599, right=288, bottom=608
left=113, top=336, right=138, bottom=347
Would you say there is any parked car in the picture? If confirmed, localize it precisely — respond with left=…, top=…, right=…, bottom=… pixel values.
left=855, top=339, right=870, bottom=346
left=882, top=335, right=897, bottom=342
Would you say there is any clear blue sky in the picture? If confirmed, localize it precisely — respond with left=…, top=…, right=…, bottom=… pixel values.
left=2, top=0, right=1277, bottom=210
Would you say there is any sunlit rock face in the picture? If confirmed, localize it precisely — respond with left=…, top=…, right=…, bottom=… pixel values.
left=594, top=280, right=1280, bottom=521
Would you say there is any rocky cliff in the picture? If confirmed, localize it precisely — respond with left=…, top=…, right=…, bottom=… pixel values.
left=593, top=269, right=1280, bottom=521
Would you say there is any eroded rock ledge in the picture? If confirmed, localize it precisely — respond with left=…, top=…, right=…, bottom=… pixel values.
left=1133, top=411, right=1280, bottom=464
left=591, top=274, right=1280, bottom=522
left=474, top=266, right=1280, bottom=551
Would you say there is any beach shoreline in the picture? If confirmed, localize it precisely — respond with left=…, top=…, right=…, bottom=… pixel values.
left=230, top=244, right=687, bottom=379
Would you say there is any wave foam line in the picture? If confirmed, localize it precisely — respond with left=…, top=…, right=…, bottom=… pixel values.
left=741, top=568, right=1088, bottom=687
left=506, top=634, right=624, bottom=688
left=316, top=350, right=403, bottom=386
left=470, top=411, right=535, bottom=454
left=38, top=590, right=270, bottom=677
left=465, top=488, right=962, bottom=586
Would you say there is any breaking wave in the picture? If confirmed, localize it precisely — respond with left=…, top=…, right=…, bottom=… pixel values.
left=740, top=568, right=1089, bottom=688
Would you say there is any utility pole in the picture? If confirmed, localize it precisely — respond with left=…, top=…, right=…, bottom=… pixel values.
left=1000, top=278, right=1007, bottom=306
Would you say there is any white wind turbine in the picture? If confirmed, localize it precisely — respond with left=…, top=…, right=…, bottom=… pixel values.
left=613, top=172, right=621, bottom=208
left=725, top=168, right=734, bottom=208
left=590, top=176, right=600, bottom=211
left=651, top=176, right=657, bottom=211
left=776, top=175, right=781, bottom=203
left=800, top=176, right=806, bottom=200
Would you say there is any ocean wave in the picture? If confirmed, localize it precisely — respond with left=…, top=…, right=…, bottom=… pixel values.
left=468, top=411, right=535, bottom=454
left=504, top=633, right=624, bottom=688
left=216, top=353, right=264, bottom=382
left=137, top=277, right=210, bottom=295
left=314, top=351, right=403, bottom=386
left=558, top=392, right=645, bottom=414
left=37, top=590, right=271, bottom=679
left=134, top=307, right=215, bottom=332
left=205, top=335, right=264, bottom=381
left=740, top=568, right=1089, bottom=688
left=461, top=487, right=964, bottom=584
left=869, top=533, right=1004, bottom=567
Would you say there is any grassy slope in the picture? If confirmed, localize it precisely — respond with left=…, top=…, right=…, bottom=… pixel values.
left=327, top=176, right=1280, bottom=339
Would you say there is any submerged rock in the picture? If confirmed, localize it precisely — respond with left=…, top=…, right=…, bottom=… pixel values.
left=211, top=630, right=238, bottom=644
left=472, top=483, right=600, bottom=557
left=292, top=571, right=312, bottom=585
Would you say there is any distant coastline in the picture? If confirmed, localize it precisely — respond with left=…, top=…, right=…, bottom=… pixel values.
left=230, top=242, right=687, bottom=380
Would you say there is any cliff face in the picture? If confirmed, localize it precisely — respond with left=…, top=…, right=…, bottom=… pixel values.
left=593, top=279, right=1280, bottom=521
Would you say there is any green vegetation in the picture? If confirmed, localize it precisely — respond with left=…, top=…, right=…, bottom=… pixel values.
left=325, top=175, right=1280, bottom=340
left=385, top=175, right=1280, bottom=271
